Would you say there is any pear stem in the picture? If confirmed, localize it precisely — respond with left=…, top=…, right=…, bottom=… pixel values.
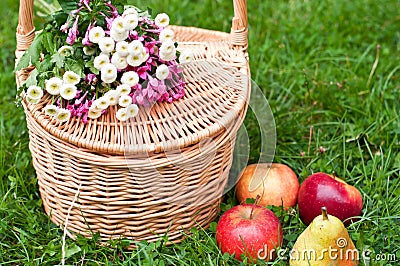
left=321, top=207, right=329, bottom=220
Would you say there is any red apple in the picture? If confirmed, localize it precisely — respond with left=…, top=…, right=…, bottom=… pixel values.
left=298, top=172, right=363, bottom=226
left=216, top=204, right=283, bottom=262
left=235, top=163, right=299, bottom=209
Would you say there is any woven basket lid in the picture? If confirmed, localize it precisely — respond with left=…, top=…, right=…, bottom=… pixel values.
left=24, top=42, right=250, bottom=155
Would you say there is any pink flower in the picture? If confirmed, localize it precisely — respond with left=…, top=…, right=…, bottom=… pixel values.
left=74, top=91, right=88, bottom=106
left=85, top=73, right=98, bottom=84
left=136, top=94, right=145, bottom=105
left=129, top=31, right=139, bottom=40
left=60, top=22, right=70, bottom=33
left=105, top=16, right=114, bottom=31
left=66, top=16, right=80, bottom=45
left=137, top=65, right=151, bottom=80
left=82, top=113, right=89, bottom=124
left=82, top=23, right=94, bottom=46
left=105, top=1, right=119, bottom=18
left=79, top=0, right=91, bottom=10
left=141, top=88, right=148, bottom=97
left=66, top=104, right=76, bottom=116
left=145, top=41, right=157, bottom=54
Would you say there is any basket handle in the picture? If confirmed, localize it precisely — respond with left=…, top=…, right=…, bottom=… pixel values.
left=16, top=0, right=35, bottom=55
left=15, top=0, right=248, bottom=54
left=231, top=0, right=248, bottom=50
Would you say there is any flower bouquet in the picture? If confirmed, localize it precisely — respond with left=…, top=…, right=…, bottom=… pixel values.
left=16, top=0, right=193, bottom=123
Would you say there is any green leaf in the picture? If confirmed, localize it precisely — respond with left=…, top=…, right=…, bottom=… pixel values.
left=29, top=33, right=44, bottom=66
left=85, top=59, right=99, bottom=75
left=51, top=53, right=65, bottom=68
left=42, top=32, right=55, bottom=53
left=66, top=58, right=84, bottom=77
left=15, top=52, right=31, bottom=71
left=284, top=233, right=298, bottom=242
left=245, top=197, right=256, bottom=204
left=52, top=11, right=69, bottom=27
left=59, top=0, right=79, bottom=14
left=64, top=243, right=81, bottom=259
left=23, top=69, right=39, bottom=87
left=37, top=56, right=54, bottom=73
left=15, top=32, right=45, bottom=71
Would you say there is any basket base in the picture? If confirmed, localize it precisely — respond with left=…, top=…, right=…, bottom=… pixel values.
left=49, top=195, right=222, bottom=248
left=26, top=102, right=239, bottom=245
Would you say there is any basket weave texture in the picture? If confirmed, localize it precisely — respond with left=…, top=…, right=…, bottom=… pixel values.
left=15, top=0, right=250, bottom=244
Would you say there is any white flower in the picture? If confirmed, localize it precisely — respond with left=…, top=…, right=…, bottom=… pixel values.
left=26, top=96, right=41, bottom=104
left=83, top=46, right=96, bottom=56
left=87, top=108, right=102, bottom=119
left=93, top=97, right=110, bottom=111
left=56, top=108, right=71, bottom=123
left=160, top=41, right=176, bottom=55
left=94, top=53, right=110, bottom=70
left=121, top=71, right=139, bottom=87
left=141, top=48, right=149, bottom=63
left=89, top=103, right=102, bottom=112
left=26, top=85, right=43, bottom=100
left=123, top=7, right=138, bottom=17
left=159, top=41, right=176, bottom=61
left=159, top=29, right=174, bottom=42
left=179, top=49, right=194, bottom=64
left=57, top=45, right=74, bottom=56
left=118, top=95, right=132, bottom=107
left=60, top=84, right=77, bottom=100
left=89, top=26, right=105, bottom=43
left=63, top=71, right=80, bottom=85
left=127, top=53, right=143, bottom=67
left=159, top=51, right=175, bottom=62
left=156, top=64, right=170, bottom=80
left=43, top=105, right=59, bottom=116
left=111, top=53, right=128, bottom=70
left=124, top=14, right=138, bottom=30
left=111, top=17, right=127, bottom=33
left=116, top=108, right=128, bottom=121
left=98, top=37, right=115, bottom=54
left=45, top=77, right=63, bottom=95
left=116, top=41, right=129, bottom=56
left=127, top=104, right=139, bottom=118
left=105, top=90, right=120, bottom=105
left=100, top=63, right=118, bottom=84
left=155, top=13, right=170, bottom=28
left=110, top=29, right=129, bottom=42
left=128, top=40, right=144, bottom=56
left=116, top=84, right=131, bottom=96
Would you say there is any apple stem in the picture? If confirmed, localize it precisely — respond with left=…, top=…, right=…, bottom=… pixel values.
left=250, top=206, right=254, bottom=220
left=250, top=195, right=261, bottom=220
left=321, top=207, right=329, bottom=220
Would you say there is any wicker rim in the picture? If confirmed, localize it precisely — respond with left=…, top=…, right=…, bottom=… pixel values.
left=16, top=0, right=248, bottom=57
left=23, top=52, right=250, bottom=155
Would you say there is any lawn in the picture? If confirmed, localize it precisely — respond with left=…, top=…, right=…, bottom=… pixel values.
left=1, top=0, right=399, bottom=265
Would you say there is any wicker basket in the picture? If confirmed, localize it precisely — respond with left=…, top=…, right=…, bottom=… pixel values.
left=15, top=0, right=250, bottom=245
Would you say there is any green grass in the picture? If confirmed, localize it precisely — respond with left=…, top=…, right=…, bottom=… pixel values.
left=1, top=0, right=400, bottom=265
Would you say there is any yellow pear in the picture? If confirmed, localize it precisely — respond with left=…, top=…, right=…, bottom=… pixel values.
left=290, top=207, right=359, bottom=266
